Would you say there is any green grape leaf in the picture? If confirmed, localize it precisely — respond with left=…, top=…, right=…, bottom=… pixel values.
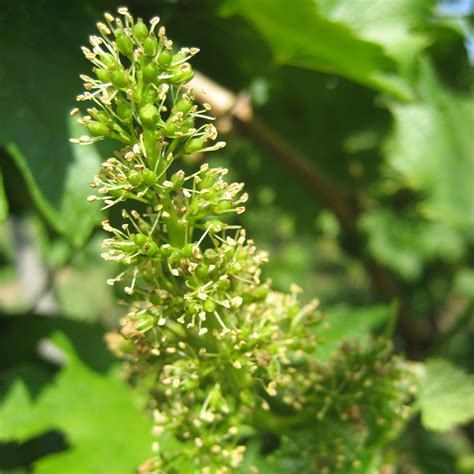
left=229, top=0, right=414, bottom=99
left=0, top=0, right=102, bottom=246
left=0, top=332, right=153, bottom=473
left=54, top=232, right=118, bottom=322
left=318, top=0, right=433, bottom=68
left=361, top=208, right=465, bottom=281
left=385, top=60, right=474, bottom=229
left=316, top=303, right=394, bottom=359
left=417, top=359, right=474, bottom=432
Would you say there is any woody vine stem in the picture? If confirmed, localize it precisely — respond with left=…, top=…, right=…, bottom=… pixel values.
left=72, top=8, right=412, bottom=473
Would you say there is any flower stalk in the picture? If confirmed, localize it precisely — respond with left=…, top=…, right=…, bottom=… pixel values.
left=73, top=8, right=413, bottom=473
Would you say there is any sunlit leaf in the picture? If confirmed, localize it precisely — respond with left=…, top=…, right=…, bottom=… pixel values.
left=0, top=333, right=153, bottom=473
left=229, top=0, right=414, bottom=99
left=318, top=0, right=433, bottom=68
left=385, top=60, right=474, bottom=229
left=417, top=359, right=474, bottom=431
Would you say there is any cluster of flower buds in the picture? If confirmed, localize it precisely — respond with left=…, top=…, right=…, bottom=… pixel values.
left=74, top=9, right=413, bottom=473
left=258, top=338, right=414, bottom=473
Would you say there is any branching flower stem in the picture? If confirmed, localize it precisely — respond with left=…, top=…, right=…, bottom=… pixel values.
left=73, top=9, right=413, bottom=473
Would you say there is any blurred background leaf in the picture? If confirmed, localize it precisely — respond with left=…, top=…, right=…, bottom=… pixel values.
left=0, top=0, right=102, bottom=247
left=384, top=60, right=474, bottom=230
left=225, top=0, right=415, bottom=99
left=315, top=303, right=395, bottom=360
left=417, top=358, right=474, bottom=432
left=0, top=332, right=152, bottom=473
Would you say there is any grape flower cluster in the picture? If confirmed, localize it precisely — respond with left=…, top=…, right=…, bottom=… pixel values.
left=73, top=8, right=414, bottom=473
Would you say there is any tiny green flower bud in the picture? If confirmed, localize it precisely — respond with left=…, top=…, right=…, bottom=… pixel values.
left=217, top=278, right=231, bottom=291
left=171, top=52, right=186, bottom=64
left=116, top=32, right=134, bottom=56
left=217, top=200, right=232, bottom=213
left=189, top=199, right=201, bottom=215
left=117, top=101, right=133, bottom=122
left=182, top=243, right=194, bottom=258
left=111, top=68, right=128, bottom=88
left=144, top=35, right=158, bottom=56
left=203, top=299, right=216, bottom=313
left=139, top=104, right=159, bottom=129
left=113, top=241, right=138, bottom=253
left=180, top=117, right=195, bottom=131
left=143, top=63, right=158, bottom=82
left=134, top=233, right=148, bottom=247
left=171, top=170, right=185, bottom=189
left=90, top=109, right=109, bottom=123
left=204, top=220, right=224, bottom=233
left=196, top=265, right=209, bottom=280
left=136, top=312, right=155, bottom=333
left=169, top=65, right=194, bottom=85
left=95, top=68, right=111, bottom=82
left=227, top=263, right=240, bottom=275
left=128, top=171, right=143, bottom=186
left=160, top=245, right=172, bottom=258
left=235, top=249, right=247, bottom=261
left=185, top=301, right=198, bottom=314
left=169, top=250, right=181, bottom=264
left=108, top=188, right=125, bottom=198
left=173, top=98, right=193, bottom=114
left=163, top=120, right=179, bottom=138
left=100, top=52, right=116, bottom=69
left=133, top=19, right=148, bottom=42
left=198, top=174, right=216, bottom=190
left=185, top=137, right=207, bottom=154
left=204, top=248, right=218, bottom=260
left=142, top=169, right=157, bottom=186
left=203, top=188, right=217, bottom=200
left=142, top=240, right=159, bottom=256
left=158, top=49, right=172, bottom=67
left=88, top=121, right=110, bottom=137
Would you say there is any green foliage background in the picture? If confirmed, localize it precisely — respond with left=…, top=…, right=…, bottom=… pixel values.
left=0, top=0, right=473, bottom=472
